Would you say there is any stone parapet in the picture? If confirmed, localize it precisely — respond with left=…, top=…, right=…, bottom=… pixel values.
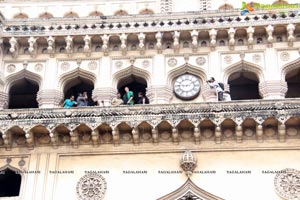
left=259, top=80, right=288, bottom=99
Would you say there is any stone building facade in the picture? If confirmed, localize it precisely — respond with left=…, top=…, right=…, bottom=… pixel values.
left=0, top=0, right=300, bottom=200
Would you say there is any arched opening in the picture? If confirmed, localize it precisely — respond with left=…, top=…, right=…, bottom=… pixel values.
left=285, top=67, right=300, bottom=98
left=89, top=11, right=104, bottom=17
left=114, top=10, right=128, bottom=16
left=272, top=0, right=288, bottom=5
left=228, top=71, right=260, bottom=100
left=39, top=12, right=53, bottom=19
left=139, top=9, right=154, bottom=15
left=9, top=78, right=39, bottom=109
left=64, top=11, right=79, bottom=18
left=63, top=77, right=96, bottom=106
left=0, top=168, right=22, bottom=197
left=218, top=3, right=234, bottom=10
left=117, top=75, right=147, bottom=105
left=13, top=13, right=28, bottom=19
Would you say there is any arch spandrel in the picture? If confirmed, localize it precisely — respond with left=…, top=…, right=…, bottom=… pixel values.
left=112, top=65, right=152, bottom=88
left=223, top=60, right=264, bottom=83
left=281, top=57, right=300, bottom=80
left=157, top=178, right=224, bottom=200
left=4, top=69, right=42, bottom=93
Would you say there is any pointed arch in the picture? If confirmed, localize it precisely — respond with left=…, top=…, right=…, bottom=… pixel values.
left=58, top=68, right=96, bottom=91
left=112, top=65, right=151, bottom=88
left=223, top=60, right=264, bottom=83
left=157, top=178, right=224, bottom=200
left=167, top=63, right=207, bottom=87
left=0, top=164, right=23, bottom=197
left=281, top=58, right=300, bottom=80
left=39, top=12, right=53, bottom=19
left=64, top=11, right=79, bottom=18
left=114, top=10, right=128, bottom=16
left=218, top=3, right=234, bottom=10
left=89, top=11, right=104, bottom=17
left=13, top=13, right=28, bottom=19
left=139, top=9, right=154, bottom=15
left=4, top=69, right=42, bottom=92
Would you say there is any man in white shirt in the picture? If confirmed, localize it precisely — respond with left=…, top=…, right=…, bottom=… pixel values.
left=207, top=77, right=224, bottom=101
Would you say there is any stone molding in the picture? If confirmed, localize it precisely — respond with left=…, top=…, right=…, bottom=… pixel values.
left=37, top=89, right=64, bottom=108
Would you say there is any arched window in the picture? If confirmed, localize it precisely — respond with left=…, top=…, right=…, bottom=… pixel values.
left=39, top=12, right=53, bottom=19
left=229, top=71, right=261, bottom=100
left=218, top=3, right=234, bottom=10
left=276, top=36, right=283, bottom=42
left=95, top=45, right=101, bottom=51
left=13, top=13, right=29, bottom=19
left=9, top=78, right=39, bottom=109
left=114, top=10, right=128, bottom=16
left=201, top=41, right=207, bottom=47
left=131, top=44, right=137, bottom=50
left=219, top=40, right=225, bottom=46
left=139, top=9, right=154, bottom=15
left=113, top=45, right=119, bottom=51
left=183, top=41, right=189, bottom=48
left=117, top=75, right=148, bottom=104
left=89, top=11, right=104, bottom=17
left=77, top=46, right=83, bottom=52
left=256, top=37, right=263, bottom=44
left=238, top=39, right=244, bottom=45
left=285, top=67, right=300, bottom=98
left=165, top=42, right=172, bottom=49
left=59, top=47, right=66, bottom=53
left=64, top=11, right=79, bottom=18
left=148, top=43, right=154, bottom=49
left=63, top=76, right=96, bottom=106
left=0, top=168, right=22, bottom=197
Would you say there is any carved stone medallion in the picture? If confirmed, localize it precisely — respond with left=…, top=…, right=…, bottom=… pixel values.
left=244, top=128, right=254, bottom=137
left=252, top=54, right=262, bottom=63
left=102, top=133, right=112, bottom=143
left=161, top=131, right=171, bottom=140
left=203, top=129, right=213, bottom=139
left=196, top=56, right=206, bottom=66
left=6, top=64, right=16, bottom=73
left=115, top=61, right=123, bottom=68
left=224, top=55, right=232, bottom=65
left=168, top=58, right=177, bottom=67
left=280, top=51, right=290, bottom=62
left=142, top=60, right=150, bottom=68
left=274, top=168, right=300, bottom=200
left=61, top=62, right=70, bottom=71
left=287, top=127, right=298, bottom=136
left=34, top=63, right=43, bottom=72
left=76, top=173, right=107, bottom=200
left=141, top=132, right=152, bottom=140
left=122, top=133, right=132, bottom=141
left=88, top=61, right=97, bottom=70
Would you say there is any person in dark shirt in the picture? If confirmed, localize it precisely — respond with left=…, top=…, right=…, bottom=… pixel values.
left=137, top=92, right=149, bottom=104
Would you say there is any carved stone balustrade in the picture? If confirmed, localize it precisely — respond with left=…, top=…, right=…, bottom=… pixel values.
left=0, top=99, right=299, bottom=150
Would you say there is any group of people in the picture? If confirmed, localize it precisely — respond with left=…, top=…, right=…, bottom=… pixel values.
left=63, top=92, right=89, bottom=108
left=63, top=78, right=229, bottom=108
left=207, top=77, right=231, bottom=101
left=111, top=86, right=149, bottom=106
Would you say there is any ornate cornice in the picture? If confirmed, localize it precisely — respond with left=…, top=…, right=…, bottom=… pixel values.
left=1, top=9, right=300, bottom=37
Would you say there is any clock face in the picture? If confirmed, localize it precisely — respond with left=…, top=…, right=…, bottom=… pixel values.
left=174, top=74, right=201, bottom=100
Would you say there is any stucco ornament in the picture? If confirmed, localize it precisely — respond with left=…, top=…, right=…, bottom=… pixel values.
left=274, top=168, right=300, bottom=200
left=180, top=150, right=197, bottom=177
left=76, top=173, right=107, bottom=200
left=196, top=56, right=206, bottom=66
left=168, top=58, right=177, bottom=67
left=60, top=62, right=70, bottom=71
left=88, top=61, right=97, bottom=70
left=252, top=54, right=262, bottom=63
left=223, top=55, right=232, bottom=64
left=142, top=60, right=150, bottom=68
left=280, top=51, right=290, bottom=62
left=115, top=60, right=123, bottom=68
left=6, top=64, right=16, bottom=73
left=34, top=63, right=43, bottom=72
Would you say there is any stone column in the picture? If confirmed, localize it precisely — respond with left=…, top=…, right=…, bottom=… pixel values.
left=215, top=126, right=222, bottom=144
left=70, top=129, right=79, bottom=148
left=202, top=84, right=217, bottom=102
left=193, top=127, right=201, bottom=144
left=152, top=128, right=158, bottom=144
left=259, top=80, right=287, bottom=99
left=155, top=32, right=163, bottom=53
left=209, top=29, right=217, bottom=50
left=132, top=128, right=139, bottom=145
left=278, top=124, right=286, bottom=142
left=65, top=35, right=73, bottom=55
left=92, top=87, right=116, bottom=106
left=50, top=130, right=58, bottom=149
left=101, top=34, right=110, bottom=56
left=172, top=127, right=179, bottom=145
left=287, top=24, right=295, bottom=47
left=91, top=129, right=100, bottom=147
left=28, top=36, right=37, bottom=57
left=2, top=130, right=12, bottom=150
left=47, top=36, right=55, bottom=56
left=37, top=89, right=64, bottom=108
left=247, top=26, right=254, bottom=49
left=26, top=130, right=34, bottom=150
left=256, top=124, right=263, bottom=143
left=172, top=31, right=180, bottom=53
left=228, top=27, right=235, bottom=50
left=266, top=25, right=274, bottom=47
left=83, top=35, right=91, bottom=56
left=120, top=33, right=127, bottom=55
left=138, top=32, right=145, bottom=54
left=147, top=85, right=172, bottom=104
left=190, top=30, right=198, bottom=52
left=236, top=125, right=243, bottom=143
left=112, top=129, right=120, bottom=146
left=9, top=37, right=18, bottom=58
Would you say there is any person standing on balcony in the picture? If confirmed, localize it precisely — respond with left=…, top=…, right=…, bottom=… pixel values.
left=76, top=93, right=87, bottom=107
left=83, top=91, right=89, bottom=106
left=112, top=92, right=124, bottom=106
left=124, top=87, right=134, bottom=105
left=137, top=92, right=149, bottom=104
left=63, top=95, right=77, bottom=108
left=207, top=77, right=224, bottom=101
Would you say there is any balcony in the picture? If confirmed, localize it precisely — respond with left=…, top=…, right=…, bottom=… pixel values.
left=0, top=98, right=299, bottom=151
